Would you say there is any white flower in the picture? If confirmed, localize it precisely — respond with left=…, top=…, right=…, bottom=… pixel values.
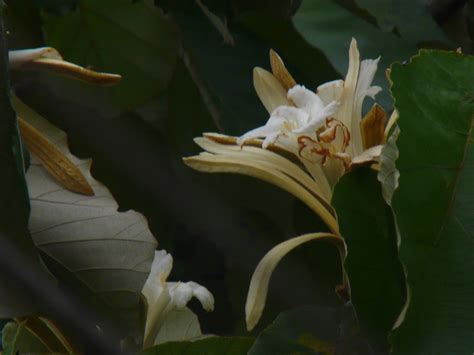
left=237, top=38, right=384, bottom=188
left=142, top=250, right=214, bottom=348
left=183, top=38, right=395, bottom=333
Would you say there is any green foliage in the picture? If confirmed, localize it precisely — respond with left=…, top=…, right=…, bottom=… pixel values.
left=2, top=0, right=474, bottom=353
left=141, top=336, right=254, bottom=354
left=389, top=50, right=474, bottom=354
left=332, top=168, right=405, bottom=352
left=353, top=0, right=447, bottom=43
left=293, top=0, right=416, bottom=109
left=42, top=0, right=180, bottom=109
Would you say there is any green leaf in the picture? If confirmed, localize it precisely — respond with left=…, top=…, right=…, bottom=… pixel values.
left=42, top=0, right=180, bottom=110
left=2, top=321, right=50, bottom=355
left=248, top=305, right=339, bottom=354
left=15, top=98, right=158, bottom=335
left=293, top=0, right=417, bottom=108
left=159, top=2, right=270, bottom=135
left=141, top=336, right=254, bottom=355
left=377, top=126, right=400, bottom=205
left=389, top=50, right=474, bottom=354
left=353, top=0, right=447, bottom=44
left=248, top=304, right=373, bottom=354
left=332, top=168, right=405, bottom=353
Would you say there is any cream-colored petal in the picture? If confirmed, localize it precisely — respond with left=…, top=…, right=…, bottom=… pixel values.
left=26, top=58, right=122, bottom=85
left=269, top=49, right=296, bottom=91
left=317, top=79, right=344, bottom=104
left=194, top=135, right=334, bottom=205
left=352, top=57, right=381, bottom=156
left=301, top=160, right=333, bottom=201
left=245, top=233, right=345, bottom=330
left=287, top=85, right=325, bottom=118
left=253, top=67, right=289, bottom=113
left=10, top=48, right=121, bottom=86
left=351, top=145, right=383, bottom=167
left=337, top=38, right=360, bottom=157
left=271, top=106, right=309, bottom=128
left=293, top=101, right=339, bottom=134
left=322, top=157, right=346, bottom=187
left=9, top=47, right=62, bottom=68
left=184, top=153, right=338, bottom=233
left=143, top=286, right=173, bottom=348
left=237, top=117, right=285, bottom=146
left=168, top=281, right=214, bottom=312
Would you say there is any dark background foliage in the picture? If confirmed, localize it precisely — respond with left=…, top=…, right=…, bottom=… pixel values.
left=1, top=0, right=473, bottom=353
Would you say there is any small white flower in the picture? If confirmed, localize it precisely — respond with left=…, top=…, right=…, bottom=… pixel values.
left=142, top=250, right=214, bottom=348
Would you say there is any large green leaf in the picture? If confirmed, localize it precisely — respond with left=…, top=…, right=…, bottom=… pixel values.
left=389, top=50, right=474, bottom=354
left=353, top=0, right=447, bottom=44
left=292, top=0, right=416, bottom=108
left=332, top=168, right=405, bottom=353
left=248, top=304, right=373, bottom=354
left=141, top=336, right=254, bottom=355
left=42, top=0, right=179, bottom=109
left=249, top=305, right=339, bottom=354
left=15, top=98, right=158, bottom=335
left=158, top=1, right=270, bottom=135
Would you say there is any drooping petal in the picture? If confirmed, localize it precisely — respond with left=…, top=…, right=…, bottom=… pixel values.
left=293, top=101, right=339, bottom=134
left=287, top=85, right=325, bottom=118
left=167, top=281, right=215, bottom=312
left=183, top=153, right=338, bottom=232
left=269, top=49, right=296, bottom=91
left=10, top=47, right=121, bottom=85
left=253, top=67, right=289, bottom=113
left=317, top=79, right=344, bottom=104
left=245, top=233, right=345, bottom=331
left=262, top=131, right=280, bottom=149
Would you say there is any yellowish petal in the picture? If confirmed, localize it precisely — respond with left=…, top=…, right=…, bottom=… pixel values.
left=13, top=96, right=94, bottom=196
left=183, top=153, right=339, bottom=234
left=269, top=49, right=296, bottom=91
left=360, top=104, right=388, bottom=149
left=9, top=47, right=121, bottom=86
left=253, top=67, right=290, bottom=113
left=245, top=233, right=345, bottom=330
left=26, top=58, right=122, bottom=86
left=351, top=145, right=383, bottom=168
left=197, top=134, right=333, bottom=205
left=18, top=118, right=95, bottom=196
